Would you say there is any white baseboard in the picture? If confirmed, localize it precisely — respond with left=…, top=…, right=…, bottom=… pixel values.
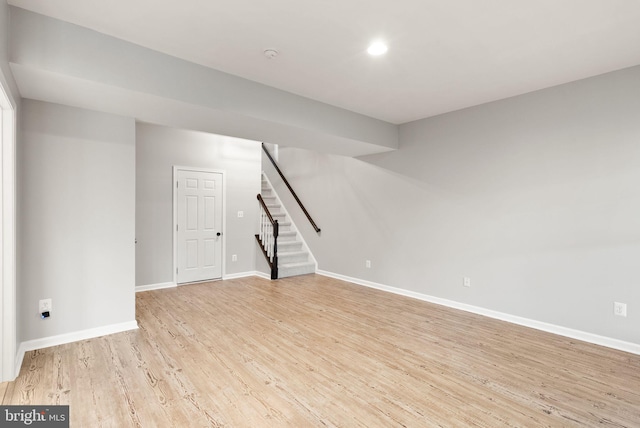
left=15, top=320, right=139, bottom=378
left=135, top=282, right=176, bottom=292
left=222, top=270, right=270, bottom=279
left=253, top=271, right=271, bottom=280
left=136, top=273, right=271, bottom=290
left=317, top=270, right=640, bottom=356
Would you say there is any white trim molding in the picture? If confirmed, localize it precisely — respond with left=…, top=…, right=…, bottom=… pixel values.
left=135, top=272, right=270, bottom=290
left=15, top=321, right=139, bottom=377
left=224, top=271, right=269, bottom=280
left=253, top=271, right=271, bottom=280
left=135, top=282, right=177, bottom=292
left=317, top=270, right=640, bottom=356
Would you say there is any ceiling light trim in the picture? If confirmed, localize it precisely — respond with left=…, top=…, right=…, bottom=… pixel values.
left=367, top=41, right=388, bottom=56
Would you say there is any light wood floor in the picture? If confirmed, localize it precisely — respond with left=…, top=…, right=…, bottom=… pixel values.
left=2, top=275, right=640, bottom=427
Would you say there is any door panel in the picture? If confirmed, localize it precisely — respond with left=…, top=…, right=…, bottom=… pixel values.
left=204, top=239, right=215, bottom=267
left=176, top=170, right=223, bottom=283
left=186, top=239, right=198, bottom=269
left=204, top=196, right=215, bottom=230
left=187, top=196, right=198, bottom=230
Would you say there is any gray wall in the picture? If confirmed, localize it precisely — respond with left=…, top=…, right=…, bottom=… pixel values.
left=136, top=123, right=261, bottom=286
left=19, top=100, right=136, bottom=342
left=269, top=66, right=640, bottom=344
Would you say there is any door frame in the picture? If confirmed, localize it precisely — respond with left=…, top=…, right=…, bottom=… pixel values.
left=0, top=71, right=17, bottom=381
left=173, top=166, right=226, bottom=285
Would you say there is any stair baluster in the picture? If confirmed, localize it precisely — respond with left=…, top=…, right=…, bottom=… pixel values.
left=256, top=194, right=279, bottom=279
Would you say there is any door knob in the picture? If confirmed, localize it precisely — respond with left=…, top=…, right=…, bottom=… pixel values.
left=217, top=232, right=221, bottom=236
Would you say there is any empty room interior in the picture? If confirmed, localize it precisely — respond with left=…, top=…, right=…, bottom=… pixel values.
left=0, top=0, right=639, bottom=426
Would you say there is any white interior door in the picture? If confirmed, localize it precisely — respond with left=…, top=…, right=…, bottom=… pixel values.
left=176, top=169, right=223, bottom=284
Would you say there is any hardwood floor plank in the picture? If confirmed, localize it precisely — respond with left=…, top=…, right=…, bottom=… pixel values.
left=3, top=274, right=640, bottom=427
left=0, top=381, right=8, bottom=404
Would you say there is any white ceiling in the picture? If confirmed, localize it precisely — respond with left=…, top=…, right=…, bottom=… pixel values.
left=8, top=0, right=640, bottom=124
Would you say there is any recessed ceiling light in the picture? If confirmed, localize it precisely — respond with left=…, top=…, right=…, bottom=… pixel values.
left=367, top=41, right=388, bottom=56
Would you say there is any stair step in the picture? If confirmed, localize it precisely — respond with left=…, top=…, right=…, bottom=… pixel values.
left=276, top=221, right=292, bottom=231
left=261, top=173, right=315, bottom=279
left=280, top=260, right=315, bottom=269
left=278, top=250, right=309, bottom=264
left=278, top=261, right=316, bottom=278
left=278, top=231, right=297, bottom=241
left=278, top=241, right=303, bottom=252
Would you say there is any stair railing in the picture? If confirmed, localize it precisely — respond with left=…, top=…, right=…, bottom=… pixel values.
left=256, top=194, right=279, bottom=279
left=262, top=143, right=321, bottom=233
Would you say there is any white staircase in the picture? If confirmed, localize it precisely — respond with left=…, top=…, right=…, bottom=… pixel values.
left=261, top=174, right=316, bottom=278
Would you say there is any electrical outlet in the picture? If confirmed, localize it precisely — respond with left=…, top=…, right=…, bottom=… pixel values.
left=39, top=298, right=52, bottom=314
left=237, top=211, right=244, bottom=218
left=365, top=260, right=371, bottom=268
left=614, top=302, right=627, bottom=317
left=232, top=254, right=237, bottom=262
left=463, top=277, right=471, bottom=287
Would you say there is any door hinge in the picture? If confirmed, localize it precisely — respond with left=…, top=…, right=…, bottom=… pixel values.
left=176, top=267, right=178, bottom=274
left=176, top=181, right=179, bottom=188
left=176, top=224, right=178, bottom=231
